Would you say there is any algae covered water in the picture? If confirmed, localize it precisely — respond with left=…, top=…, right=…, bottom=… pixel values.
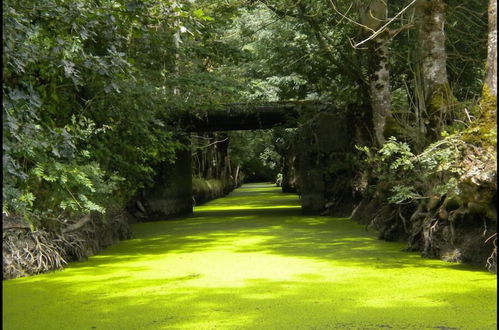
left=3, top=183, right=497, bottom=329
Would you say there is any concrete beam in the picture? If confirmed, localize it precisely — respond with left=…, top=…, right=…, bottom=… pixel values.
left=175, top=101, right=328, bottom=132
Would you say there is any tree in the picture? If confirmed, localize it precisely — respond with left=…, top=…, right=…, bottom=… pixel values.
left=476, top=0, right=497, bottom=123
left=414, top=0, right=452, bottom=140
left=484, top=0, right=497, bottom=98
left=357, top=0, right=393, bottom=146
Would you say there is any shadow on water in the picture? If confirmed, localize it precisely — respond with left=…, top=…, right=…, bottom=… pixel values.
left=3, top=182, right=497, bottom=330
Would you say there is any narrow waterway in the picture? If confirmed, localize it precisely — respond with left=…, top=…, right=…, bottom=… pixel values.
left=3, top=183, right=497, bottom=329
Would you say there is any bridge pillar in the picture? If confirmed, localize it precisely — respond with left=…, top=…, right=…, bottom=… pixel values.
left=281, top=150, right=299, bottom=193
left=299, top=149, right=325, bottom=214
left=298, top=110, right=352, bottom=215
left=140, top=147, right=193, bottom=220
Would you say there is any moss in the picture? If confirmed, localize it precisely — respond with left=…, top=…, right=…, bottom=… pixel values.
left=461, top=118, right=497, bottom=148
left=192, top=177, right=225, bottom=195
left=3, top=183, right=497, bottom=329
left=192, top=177, right=230, bottom=205
left=382, top=116, right=404, bottom=140
left=480, top=84, right=497, bottom=121
left=422, top=82, right=458, bottom=140
left=461, top=85, right=497, bottom=147
left=428, top=83, right=452, bottom=111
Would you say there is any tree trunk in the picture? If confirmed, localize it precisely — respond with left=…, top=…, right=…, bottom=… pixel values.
left=480, top=0, right=497, bottom=121
left=172, top=0, right=181, bottom=96
left=234, top=164, right=240, bottom=188
left=359, top=0, right=392, bottom=146
left=484, top=0, right=497, bottom=98
left=415, top=0, right=452, bottom=140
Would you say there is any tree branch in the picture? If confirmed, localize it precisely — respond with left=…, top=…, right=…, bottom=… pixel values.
left=328, top=0, right=375, bottom=33
left=354, top=0, right=417, bottom=48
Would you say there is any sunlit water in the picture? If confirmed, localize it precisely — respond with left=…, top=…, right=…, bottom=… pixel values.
left=3, top=183, right=497, bottom=329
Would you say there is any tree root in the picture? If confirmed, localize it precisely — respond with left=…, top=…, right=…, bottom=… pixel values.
left=485, top=235, right=497, bottom=272
left=3, top=210, right=132, bottom=280
left=3, top=230, right=67, bottom=279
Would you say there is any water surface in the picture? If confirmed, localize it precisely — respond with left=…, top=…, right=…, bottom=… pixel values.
left=3, top=183, right=497, bottom=329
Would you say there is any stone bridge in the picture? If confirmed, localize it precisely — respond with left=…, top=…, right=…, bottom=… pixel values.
left=178, top=101, right=303, bottom=131
left=140, top=101, right=362, bottom=219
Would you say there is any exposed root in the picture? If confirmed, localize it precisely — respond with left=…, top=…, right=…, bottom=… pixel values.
left=485, top=237, right=497, bottom=273
left=3, top=230, right=67, bottom=279
left=429, top=218, right=439, bottom=235
left=3, top=210, right=132, bottom=280
left=398, top=205, right=409, bottom=233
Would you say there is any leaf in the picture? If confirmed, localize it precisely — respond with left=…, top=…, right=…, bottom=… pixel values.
left=193, top=8, right=204, bottom=18
left=32, top=163, right=45, bottom=177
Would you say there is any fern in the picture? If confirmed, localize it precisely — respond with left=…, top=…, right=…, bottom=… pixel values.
left=31, top=163, right=45, bottom=178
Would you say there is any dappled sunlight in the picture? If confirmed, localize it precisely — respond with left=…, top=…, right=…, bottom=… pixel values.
left=3, top=183, right=497, bottom=329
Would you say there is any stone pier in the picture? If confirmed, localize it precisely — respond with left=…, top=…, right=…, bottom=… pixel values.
left=141, top=147, right=193, bottom=219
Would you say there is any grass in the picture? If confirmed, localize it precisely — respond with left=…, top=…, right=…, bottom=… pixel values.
left=3, top=183, right=497, bottom=329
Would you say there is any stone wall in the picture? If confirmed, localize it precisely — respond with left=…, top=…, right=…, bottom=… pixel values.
left=297, top=107, right=356, bottom=215
left=135, top=148, right=193, bottom=220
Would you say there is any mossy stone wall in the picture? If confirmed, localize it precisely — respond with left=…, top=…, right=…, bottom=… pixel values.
left=298, top=109, right=354, bottom=214
left=141, top=148, right=193, bottom=220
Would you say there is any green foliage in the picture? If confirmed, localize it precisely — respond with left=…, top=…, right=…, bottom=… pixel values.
left=228, top=130, right=282, bottom=181
left=221, top=2, right=365, bottom=105
left=357, top=134, right=468, bottom=205
left=3, top=84, right=117, bottom=224
left=445, top=1, right=489, bottom=100
left=259, top=146, right=281, bottom=172
left=3, top=0, right=242, bottom=228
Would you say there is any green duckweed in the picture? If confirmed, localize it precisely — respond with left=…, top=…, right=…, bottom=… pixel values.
left=3, top=183, right=497, bottom=329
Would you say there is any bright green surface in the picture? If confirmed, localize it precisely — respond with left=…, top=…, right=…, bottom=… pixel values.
left=3, top=183, right=497, bottom=329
